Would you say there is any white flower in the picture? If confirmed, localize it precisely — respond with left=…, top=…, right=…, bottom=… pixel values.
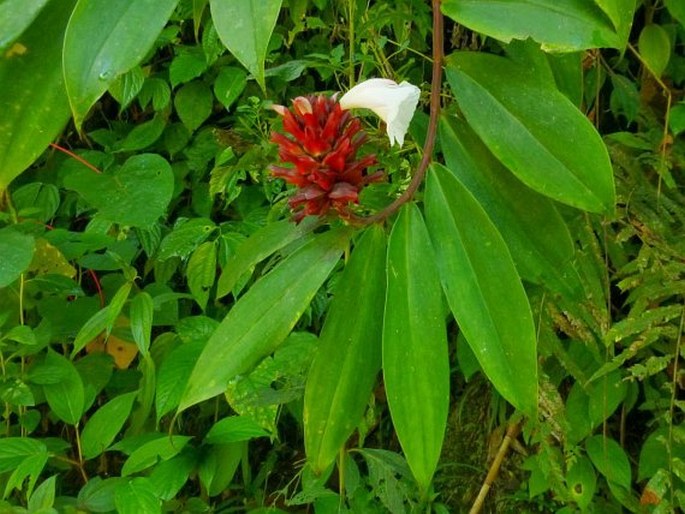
left=339, top=78, right=420, bottom=147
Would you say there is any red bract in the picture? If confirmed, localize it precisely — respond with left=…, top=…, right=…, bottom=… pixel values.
left=269, top=95, right=380, bottom=221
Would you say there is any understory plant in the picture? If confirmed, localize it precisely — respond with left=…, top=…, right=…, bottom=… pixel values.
left=0, top=0, right=684, bottom=513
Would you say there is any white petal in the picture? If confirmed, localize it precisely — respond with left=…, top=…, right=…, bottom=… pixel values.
left=339, top=78, right=420, bottom=147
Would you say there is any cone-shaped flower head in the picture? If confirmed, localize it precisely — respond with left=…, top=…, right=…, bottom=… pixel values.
left=339, top=78, right=420, bottom=147
left=269, top=95, right=380, bottom=220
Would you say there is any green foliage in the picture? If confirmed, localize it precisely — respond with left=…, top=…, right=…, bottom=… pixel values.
left=0, top=0, right=684, bottom=512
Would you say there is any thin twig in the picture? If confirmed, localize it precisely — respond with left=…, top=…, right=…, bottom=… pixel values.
left=469, top=420, right=523, bottom=514
left=350, top=0, right=443, bottom=226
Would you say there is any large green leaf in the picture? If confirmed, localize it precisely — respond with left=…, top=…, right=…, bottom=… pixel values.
left=0, top=227, right=35, bottom=288
left=304, top=226, right=386, bottom=474
left=439, top=116, right=583, bottom=300
left=0, top=0, right=75, bottom=194
left=0, top=0, right=50, bottom=50
left=216, top=217, right=317, bottom=299
left=595, top=0, right=635, bottom=48
left=63, top=153, right=174, bottom=227
left=81, top=391, right=138, bottom=459
left=42, top=349, right=85, bottom=425
left=63, top=0, right=179, bottom=130
left=441, top=0, right=620, bottom=51
left=209, top=0, right=282, bottom=91
left=446, top=52, right=615, bottom=214
left=383, top=205, right=449, bottom=491
left=425, top=164, right=537, bottom=415
left=179, top=227, right=351, bottom=411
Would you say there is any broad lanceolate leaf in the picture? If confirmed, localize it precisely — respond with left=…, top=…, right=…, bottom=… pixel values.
left=0, top=0, right=50, bottom=50
left=446, top=52, right=615, bottom=214
left=209, top=0, right=282, bottom=91
left=304, top=226, right=386, bottom=474
left=179, top=227, right=351, bottom=411
left=638, top=24, right=671, bottom=78
left=81, top=391, right=138, bottom=459
left=425, top=164, right=538, bottom=415
left=114, top=477, right=161, bottom=514
left=42, top=349, right=85, bottom=425
left=595, top=0, right=635, bottom=48
left=383, top=205, right=449, bottom=491
left=63, top=154, right=174, bottom=227
left=441, top=0, right=620, bottom=51
left=216, top=217, right=317, bottom=299
left=0, top=0, right=75, bottom=194
left=439, top=116, right=583, bottom=300
left=63, top=0, right=179, bottom=130
left=130, top=292, right=154, bottom=356
left=0, top=227, right=35, bottom=288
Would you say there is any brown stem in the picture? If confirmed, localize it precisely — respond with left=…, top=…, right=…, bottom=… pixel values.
left=351, top=0, right=443, bottom=226
left=469, top=420, right=523, bottom=514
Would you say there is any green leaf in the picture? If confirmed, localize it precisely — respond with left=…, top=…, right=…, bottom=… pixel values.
left=187, top=241, right=217, bottom=311
left=114, top=477, right=161, bottom=514
left=441, top=0, right=620, bottom=51
left=121, top=435, right=192, bottom=476
left=446, top=52, right=615, bottom=214
left=665, top=0, right=685, bottom=27
left=27, top=475, right=56, bottom=512
left=214, top=66, right=248, bottom=111
left=157, top=218, right=215, bottom=261
left=425, top=164, right=538, bottom=415
left=174, top=80, right=213, bottom=132
left=638, top=24, right=671, bottom=78
left=114, top=114, right=166, bottom=152
left=0, top=227, right=35, bottom=288
left=0, top=0, right=50, bottom=50
left=198, top=442, right=243, bottom=497
left=566, top=456, right=596, bottom=509
left=439, top=116, right=582, bottom=299
left=63, top=153, right=174, bottom=227
left=72, top=305, right=110, bottom=356
left=179, top=227, right=351, bottom=411
left=216, top=218, right=317, bottom=299
left=586, top=435, right=631, bottom=489
left=209, top=0, right=282, bottom=91
left=81, top=391, right=138, bottom=459
left=108, top=66, right=146, bottom=111
left=43, top=349, right=85, bottom=424
left=204, top=416, right=269, bottom=445
left=63, top=0, right=179, bottom=130
left=594, top=0, right=635, bottom=48
left=304, top=226, right=386, bottom=473
left=383, top=205, right=449, bottom=491
left=0, top=438, right=47, bottom=474
left=4, top=452, right=48, bottom=499
left=130, top=292, right=153, bottom=357
left=0, top=0, right=75, bottom=194
left=148, top=452, right=195, bottom=501
left=155, top=340, right=205, bottom=421
left=77, top=477, right=123, bottom=513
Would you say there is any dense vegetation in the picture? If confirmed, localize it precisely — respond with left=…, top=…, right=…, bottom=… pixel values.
left=0, top=0, right=684, bottom=512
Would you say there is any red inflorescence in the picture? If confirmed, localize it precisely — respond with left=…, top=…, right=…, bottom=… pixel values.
left=269, top=94, right=381, bottom=221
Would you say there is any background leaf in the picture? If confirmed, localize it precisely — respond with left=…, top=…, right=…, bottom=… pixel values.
left=0, top=228, right=35, bottom=288
left=383, top=204, right=449, bottom=491
left=425, top=164, right=538, bottom=415
left=0, top=0, right=75, bottom=193
left=81, top=391, right=138, bottom=459
left=304, top=226, right=386, bottom=473
left=446, top=52, right=615, bottom=214
left=63, top=154, right=174, bottom=227
left=179, top=228, right=351, bottom=411
left=209, top=0, right=282, bottom=90
left=42, top=350, right=85, bottom=425
left=441, top=0, right=620, bottom=51
left=0, top=0, right=50, bottom=50
left=63, top=0, right=179, bottom=129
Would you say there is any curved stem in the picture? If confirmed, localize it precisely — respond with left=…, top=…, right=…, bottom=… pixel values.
left=352, top=0, right=443, bottom=226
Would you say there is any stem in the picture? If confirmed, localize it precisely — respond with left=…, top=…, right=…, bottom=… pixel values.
left=351, top=0, right=443, bottom=226
left=49, top=143, right=102, bottom=174
left=348, top=0, right=356, bottom=86
left=73, top=422, right=89, bottom=484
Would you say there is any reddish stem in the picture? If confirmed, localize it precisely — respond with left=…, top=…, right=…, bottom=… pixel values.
left=49, top=143, right=101, bottom=174
left=351, top=0, right=443, bottom=225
